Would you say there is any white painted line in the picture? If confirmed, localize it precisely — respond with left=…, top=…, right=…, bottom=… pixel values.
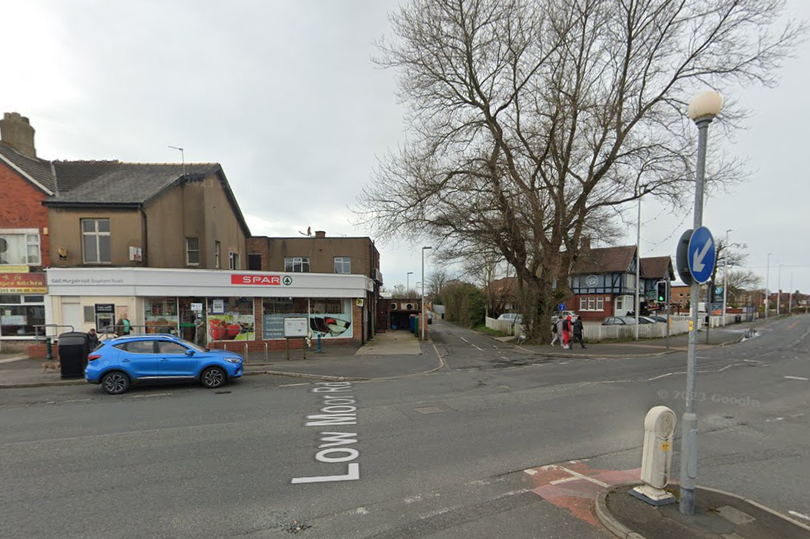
left=547, top=465, right=609, bottom=488
left=131, top=393, right=172, bottom=398
left=718, top=365, right=733, bottom=372
left=789, top=511, right=810, bottom=523
left=784, top=376, right=809, bottom=381
left=62, top=399, right=91, bottom=403
left=524, top=469, right=538, bottom=476
left=647, top=373, right=673, bottom=381
left=280, top=382, right=310, bottom=387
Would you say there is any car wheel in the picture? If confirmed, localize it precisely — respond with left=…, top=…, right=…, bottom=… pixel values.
left=201, top=366, right=226, bottom=389
left=101, top=371, right=131, bottom=395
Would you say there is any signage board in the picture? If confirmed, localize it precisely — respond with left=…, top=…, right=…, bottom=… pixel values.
left=191, top=302, right=203, bottom=312
left=0, top=272, right=47, bottom=293
left=687, top=226, right=716, bottom=285
left=284, top=317, right=308, bottom=338
left=558, top=303, right=566, bottom=311
left=212, top=299, right=225, bottom=314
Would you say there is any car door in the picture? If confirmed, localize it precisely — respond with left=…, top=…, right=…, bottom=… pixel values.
left=118, top=340, right=160, bottom=378
left=156, top=340, right=198, bottom=377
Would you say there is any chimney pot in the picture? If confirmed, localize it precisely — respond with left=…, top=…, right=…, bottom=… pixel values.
left=0, top=112, right=37, bottom=159
left=314, top=230, right=326, bottom=238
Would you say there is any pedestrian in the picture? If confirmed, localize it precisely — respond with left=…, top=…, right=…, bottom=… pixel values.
left=550, top=319, right=560, bottom=346
left=194, top=315, right=205, bottom=346
left=572, top=316, right=586, bottom=349
left=562, top=315, right=572, bottom=349
left=87, top=328, right=100, bottom=351
left=121, top=314, right=131, bottom=335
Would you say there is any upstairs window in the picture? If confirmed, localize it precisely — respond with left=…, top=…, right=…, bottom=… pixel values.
left=81, top=219, right=111, bottom=264
left=186, top=237, right=200, bottom=266
left=215, top=241, right=221, bottom=269
left=229, top=252, right=240, bottom=270
left=0, top=231, right=41, bottom=265
left=285, top=257, right=310, bottom=273
left=334, top=257, right=351, bottom=274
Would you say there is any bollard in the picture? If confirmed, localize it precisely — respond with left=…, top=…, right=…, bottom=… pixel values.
left=317, top=333, right=322, bottom=354
left=45, top=337, right=53, bottom=360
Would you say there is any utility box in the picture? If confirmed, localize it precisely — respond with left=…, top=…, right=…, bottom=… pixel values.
left=631, top=406, right=677, bottom=505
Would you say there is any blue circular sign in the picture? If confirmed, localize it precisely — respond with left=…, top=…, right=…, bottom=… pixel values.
left=687, top=226, right=716, bottom=285
left=558, top=303, right=566, bottom=311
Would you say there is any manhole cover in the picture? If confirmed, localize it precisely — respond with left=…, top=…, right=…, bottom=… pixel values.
left=414, top=407, right=444, bottom=414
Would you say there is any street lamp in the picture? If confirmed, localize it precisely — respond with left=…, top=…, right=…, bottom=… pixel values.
left=680, top=90, right=723, bottom=516
left=777, top=263, right=782, bottom=316
left=765, top=253, right=772, bottom=319
left=722, top=229, right=732, bottom=327
left=421, top=247, right=432, bottom=341
left=406, top=272, right=413, bottom=296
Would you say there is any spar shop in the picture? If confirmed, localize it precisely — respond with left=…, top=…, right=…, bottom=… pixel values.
left=45, top=267, right=375, bottom=352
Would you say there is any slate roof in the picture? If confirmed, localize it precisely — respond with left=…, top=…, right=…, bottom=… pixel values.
left=47, top=162, right=219, bottom=205
left=0, top=142, right=56, bottom=193
left=571, top=246, right=636, bottom=275
left=640, top=256, right=673, bottom=279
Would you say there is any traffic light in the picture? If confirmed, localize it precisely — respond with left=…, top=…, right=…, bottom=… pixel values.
left=656, top=281, right=668, bottom=303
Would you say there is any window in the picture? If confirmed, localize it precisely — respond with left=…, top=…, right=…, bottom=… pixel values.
left=116, top=341, right=156, bottom=354
left=579, top=297, right=587, bottom=311
left=81, top=219, right=111, bottom=264
left=284, top=257, right=310, bottom=272
left=0, top=295, right=45, bottom=338
left=157, top=341, right=188, bottom=354
left=248, top=254, right=262, bottom=271
left=616, top=297, right=624, bottom=311
left=229, top=252, right=240, bottom=270
left=215, top=241, right=221, bottom=269
left=588, top=297, right=595, bottom=310
left=596, top=297, right=604, bottom=311
left=334, top=257, right=351, bottom=274
left=186, top=237, right=200, bottom=265
left=0, top=230, right=41, bottom=265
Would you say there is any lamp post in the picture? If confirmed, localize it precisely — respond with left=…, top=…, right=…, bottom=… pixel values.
left=723, top=229, right=732, bottom=326
left=635, top=197, right=641, bottom=340
left=406, top=272, right=413, bottom=296
left=680, top=90, right=723, bottom=516
left=421, top=247, right=432, bottom=341
left=765, top=253, right=772, bottom=318
left=777, top=264, right=782, bottom=316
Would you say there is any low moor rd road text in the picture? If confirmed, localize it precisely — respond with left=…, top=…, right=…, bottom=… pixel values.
left=291, top=382, right=361, bottom=484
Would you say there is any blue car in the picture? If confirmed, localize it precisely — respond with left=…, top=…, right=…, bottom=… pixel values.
left=85, top=334, right=243, bottom=394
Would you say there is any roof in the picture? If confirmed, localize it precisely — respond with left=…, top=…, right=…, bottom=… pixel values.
left=486, top=277, right=517, bottom=296
left=47, top=161, right=219, bottom=205
left=0, top=142, right=56, bottom=193
left=571, top=246, right=636, bottom=275
left=640, top=256, right=673, bottom=279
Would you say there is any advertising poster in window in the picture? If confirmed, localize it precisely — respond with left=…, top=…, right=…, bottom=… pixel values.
left=309, top=298, right=352, bottom=339
left=207, top=298, right=254, bottom=341
left=144, top=297, right=179, bottom=334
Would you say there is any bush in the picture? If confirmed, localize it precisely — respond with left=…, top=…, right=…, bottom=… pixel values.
left=443, top=282, right=487, bottom=328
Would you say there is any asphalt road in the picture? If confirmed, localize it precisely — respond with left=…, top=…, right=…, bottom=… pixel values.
left=1, top=315, right=808, bottom=538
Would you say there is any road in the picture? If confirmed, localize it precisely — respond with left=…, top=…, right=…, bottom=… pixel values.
left=1, top=315, right=808, bottom=538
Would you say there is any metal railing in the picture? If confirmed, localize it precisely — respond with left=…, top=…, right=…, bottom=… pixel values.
left=33, top=324, right=75, bottom=341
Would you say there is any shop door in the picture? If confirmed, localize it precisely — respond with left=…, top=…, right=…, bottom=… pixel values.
left=179, top=298, right=205, bottom=343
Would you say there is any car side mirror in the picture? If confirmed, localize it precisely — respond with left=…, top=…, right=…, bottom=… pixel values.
left=185, top=349, right=195, bottom=356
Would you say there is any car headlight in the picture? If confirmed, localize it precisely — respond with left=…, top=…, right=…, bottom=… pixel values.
left=224, top=357, right=242, bottom=364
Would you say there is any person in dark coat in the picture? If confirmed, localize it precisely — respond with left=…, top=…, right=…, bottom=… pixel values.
left=87, top=328, right=100, bottom=351
left=572, top=316, right=586, bottom=349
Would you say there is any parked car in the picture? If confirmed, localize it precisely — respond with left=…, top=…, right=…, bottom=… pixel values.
left=602, top=316, right=638, bottom=326
left=552, top=311, right=579, bottom=323
left=647, top=315, right=668, bottom=323
left=638, top=316, right=658, bottom=324
left=498, top=313, right=523, bottom=324
left=85, top=334, right=244, bottom=395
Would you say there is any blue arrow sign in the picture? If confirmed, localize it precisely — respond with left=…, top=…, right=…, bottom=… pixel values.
left=558, top=303, right=566, bottom=311
left=687, top=226, right=716, bottom=284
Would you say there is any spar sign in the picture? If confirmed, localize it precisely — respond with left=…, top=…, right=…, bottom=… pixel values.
left=230, top=274, right=288, bottom=286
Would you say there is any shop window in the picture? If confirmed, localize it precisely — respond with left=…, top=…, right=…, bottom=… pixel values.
left=186, top=237, right=200, bottom=265
left=334, top=257, right=351, bottom=274
left=81, top=219, right=111, bottom=264
left=0, top=231, right=41, bottom=265
left=207, top=297, right=254, bottom=341
left=0, top=295, right=45, bottom=338
left=285, top=257, right=310, bottom=273
left=144, top=297, right=179, bottom=334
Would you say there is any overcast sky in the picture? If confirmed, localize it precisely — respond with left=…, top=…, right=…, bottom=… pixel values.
left=2, top=0, right=808, bottom=295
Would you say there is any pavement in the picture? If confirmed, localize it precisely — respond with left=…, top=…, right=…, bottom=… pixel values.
left=596, top=483, right=810, bottom=539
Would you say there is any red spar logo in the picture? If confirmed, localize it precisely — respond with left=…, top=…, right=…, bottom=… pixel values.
left=230, top=274, right=281, bottom=286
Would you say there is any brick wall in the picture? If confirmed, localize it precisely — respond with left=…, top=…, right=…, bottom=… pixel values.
left=246, top=237, right=271, bottom=271
left=0, top=162, right=50, bottom=266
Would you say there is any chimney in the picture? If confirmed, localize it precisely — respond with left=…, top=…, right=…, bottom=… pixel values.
left=314, top=230, right=326, bottom=238
left=0, top=112, right=37, bottom=159
left=580, top=236, right=591, bottom=251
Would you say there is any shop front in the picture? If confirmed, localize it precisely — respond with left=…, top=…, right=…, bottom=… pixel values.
left=46, top=268, right=374, bottom=352
left=0, top=268, right=48, bottom=351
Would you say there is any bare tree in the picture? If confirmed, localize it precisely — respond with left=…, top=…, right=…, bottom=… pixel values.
left=356, top=0, right=802, bottom=341
left=726, top=269, right=762, bottom=306
left=427, top=268, right=452, bottom=297
left=392, top=284, right=407, bottom=298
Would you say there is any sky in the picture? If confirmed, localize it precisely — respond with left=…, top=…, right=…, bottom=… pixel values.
left=1, top=0, right=808, bottom=295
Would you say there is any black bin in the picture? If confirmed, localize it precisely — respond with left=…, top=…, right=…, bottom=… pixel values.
left=735, top=315, right=742, bottom=323
left=58, top=332, right=90, bottom=379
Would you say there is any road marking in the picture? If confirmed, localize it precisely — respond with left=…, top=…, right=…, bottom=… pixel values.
left=784, top=376, right=809, bottom=381
left=648, top=373, right=672, bottom=381
left=280, top=382, right=310, bottom=387
left=718, top=365, right=733, bottom=372
left=789, top=511, right=810, bottom=523
left=131, top=393, right=172, bottom=398
left=545, top=465, right=609, bottom=488
left=458, top=336, right=484, bottom=351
